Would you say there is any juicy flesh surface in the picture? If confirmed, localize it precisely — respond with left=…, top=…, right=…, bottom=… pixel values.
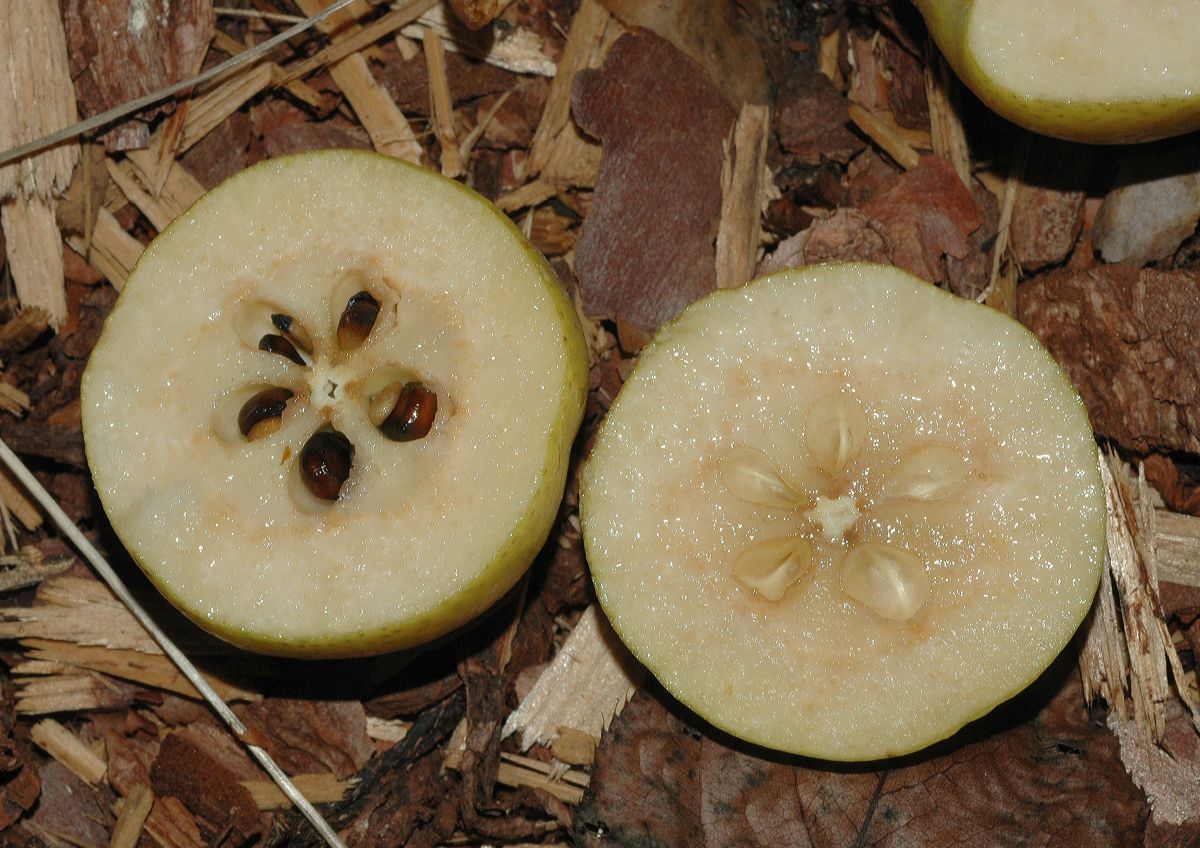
left=83, top=152, right=570, bottom=647
left=583, top=265, right=1104, bottom=761
left=970, top=0, right=1200, bottom=101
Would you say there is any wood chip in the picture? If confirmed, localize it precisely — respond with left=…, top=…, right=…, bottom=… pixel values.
left=19, top=638, right=258, bottom=704
left=501, top=605, right=642, bottom=751
left=240, top=773, right=356, bottom=810
left=280, top=0, right=438, bottom=84
left=715, top=102, right=769, bottom=289
left=1081, top=455, right=1200, bottom=748
left=528, top=0, right=609, bottom=177
left=67, top=207, right=144, bottom=291
left=924, top=44, right=971, bottom=188
left=1, top=198, right=68, bottom=327
left=496, top=179, right=556, bottom=213
left=30, top=717, right=107, bottom=784
left=0, top=550, right=69, bottom=592
left=402, top=5, right=556, bottom=77
left=847, top=103, right=920, bottom=171
left=424, top=29, right=463, bottom=178
left=109, top=783, right=154, bottom=848
left=296, top=0, right=423, bottom=164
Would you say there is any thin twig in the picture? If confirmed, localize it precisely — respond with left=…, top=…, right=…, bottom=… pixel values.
left=0, top=0, right=358, bottom=170
left=0, top=438, right=347, bottom=848
left=213, top=6, right=306, bottom=23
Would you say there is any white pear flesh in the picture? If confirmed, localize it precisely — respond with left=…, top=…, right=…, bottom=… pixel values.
left=916, top=0, right=1200, bottom=143
left=580, top=264, right=1105, bottom=761
left=82, top=150, right=587, bottom=658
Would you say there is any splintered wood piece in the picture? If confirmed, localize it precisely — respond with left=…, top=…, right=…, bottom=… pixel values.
left=19, top=638, right=259, bottom=703
left=423, top=29, right=463, bottom=178
left=847, top=103, right=921, bottom=171
left=496, top=752, right=589, bottom=804
left=364, top=715, right=410, bottom=743
left=0, top=550, right=70, bottom=592
left=67, top=207, right=144, bottom=290
left=240, top=773, right=357, bottom=810
left=110, top=783, right=155, bottom=848
left=0, top=0, right=80, bottom=329
left=105, top=158, right=177, bottom=233
left=296, top=0, right=423, bottom=163
left=30, top=717, right=107, bottom=784
left=715, top=103, right=769, bottom=290
left=1155, top=509, right=1200, bottom=588
left=981, top=133, right=1028, bottom=315
left=0, top=381, right=30, bottom=416
left=143, top=796, right=204, bottom=848
left=179, top=63, right=273, bottom=153
left=1, top=198, right=68, bottom=327
left=496, top=179, right=555, bottom=213
left=282, top=0, right=438, bottom=83
left=124, top=149, right=205, bottom=215
left=924, top=44, right=971, bottom=188
left=402, top=5, right=556, bottom=77
left=14, top=671, right=142, bottom=714
left=501, top=605, right=642, bottom=751
left=1080, top=454, right=1200, bottom=749
left=529, top=0, right=609, bottom=175
left=0, top=0, right=79, bottom=197
left=0, top=574, right=162, bottom=653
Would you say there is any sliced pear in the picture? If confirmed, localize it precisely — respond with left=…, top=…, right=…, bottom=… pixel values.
left=82, top=150, right=588, bottom=658
left=915, top=0, right=1200, bottom=143
left=581, top=263, right=1105, bottom=761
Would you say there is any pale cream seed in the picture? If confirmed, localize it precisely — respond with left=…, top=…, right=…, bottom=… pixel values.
left=732, top=536, right=814, bottom=602
left=721, top=446, right=812, bottom=509
left=840, top=543, right=930, bottom=621
left=805, top=392, right=868, bottom=474
left=883, top=445, right=970, bottom=501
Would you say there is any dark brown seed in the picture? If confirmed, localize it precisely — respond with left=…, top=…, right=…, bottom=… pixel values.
left=237, top=387, right=294, bottom=441
left=299, top=429, right=354, bottom=501
left=377, top=381, right=438, bottom=442
left=259, top=333, right=306, bottom=365
left=336, top=291, right=380, bottom=350
left=271, top=313, right=313, bottom=353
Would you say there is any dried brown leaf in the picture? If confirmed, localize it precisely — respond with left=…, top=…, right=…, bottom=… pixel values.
left=578, top=669, right=1147, bottom=846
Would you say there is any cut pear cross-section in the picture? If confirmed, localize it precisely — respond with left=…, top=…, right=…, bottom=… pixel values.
left=581, top=263, right=1105, bottom=761
left=82, top=150, right=588, bottom=658
left=914, top=0, right=1200, bottom=143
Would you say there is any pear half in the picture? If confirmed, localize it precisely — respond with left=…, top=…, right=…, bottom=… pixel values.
left=916, top=0, right=1200, bottom=143
left=82, top=150, right=588, bottom=658
left=581, top=264, right=1105, bottom=761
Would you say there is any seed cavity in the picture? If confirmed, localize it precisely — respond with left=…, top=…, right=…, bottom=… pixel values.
left=337, top=291, right=381, bottom=351
left=805, top=391, right=868, bottom=474
left=733, top=536, right=814, bottom=602
left=840, top=543, right=929, bottom=621
left=883, top=445, right=969, bottom=501
left=369, top=381, right=438, bottom=442
left=722, top=446, right=812, bottom=509
left=259, top=333, right=307, bottom=366
left=299, top=429, right=355, bottom=501
left=237, top=387, right=294, bottom=441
